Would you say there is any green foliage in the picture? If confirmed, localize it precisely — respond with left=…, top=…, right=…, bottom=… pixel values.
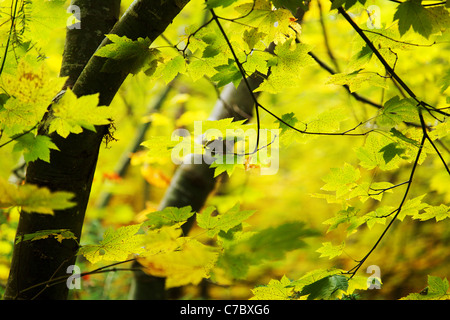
left=394, top=0, right=433, bottom=39
left=251, top=268, right=368, bottom=300
left=299, top=274, right=349, bottom=300
left=1, top=0, right=449, bottom=301
left=13, top=133, right=59, bottom=164
left=377, top=96, right=418, bottom=127
left=95, top=35, right=156, bottom=75
left=78, top=224, right=145, bottom=264
left=401, top=276, right=450, bottom=300
left=0, top=178, right=75, bottom=215
left=218, top=222, right=318, bottom=279
left=197, top=202, right=255, bottom=237
left=144, top=206, right=195, bottom=229
left=15, top=229, right=77, bottom=244
left=256, top=39, right=314, bottom=94
left=47, top=89, right=114, bottom=138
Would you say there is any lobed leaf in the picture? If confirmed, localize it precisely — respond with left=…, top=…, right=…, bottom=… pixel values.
left=0, top=178, right=75, bottom=215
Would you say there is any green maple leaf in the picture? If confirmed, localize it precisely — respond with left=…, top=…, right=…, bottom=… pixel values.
left=144, top=206, right=195, bottom=229
left=251, top=275, right=294, bottom=300
left=256, top=39, right=314, bottom=94
left=241, top=222, right=318, bottom=262
left=205, top=0, right=238, bottom=9
left=356, top=133, right=403, bottom=170
left=379, top=142, right=406, bottom=164
left=377, top=96, right=418, bottom=127
left=300, top=274, right=349, bottom=300
left=326, top=69, right=389, bottom=93
left=316, top=242, right=345, bottom=259
left=393, top=0, right=433, bottom=39
left=197, top=203, right=255, bottom=237
left=321, top=163, right=360, bottom=198
left=413, top=204, right=450, bottom=222
left=210, top=154, right=245, bottom=177
left=160, top=55, right=186, bottom=84
left=271, top=0, right=307, bottom=14
left=401, top=275, right=450, bottom=300
left=13, top=133, right=59, bottom=163
left=48, top=89, right=114, bottom=138
left=95, top=34, right=155, bottom=74
left=323, top=207, right=360, bottom=234
left=78, top=224, right=145, bottom=264
left=331, top=0, right=367, bottom=10
left=219, top=222, right=317, bottom=279
left=211, top=62, right=242, bottom=88
left=275, top=112, right=299, bottom=134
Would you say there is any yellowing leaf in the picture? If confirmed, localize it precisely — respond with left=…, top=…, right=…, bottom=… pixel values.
left=256, top=40, right=314, bottom=93
left=0, top=178, right=75, bottom=215
left=321, top=163, right=360, bottom=198
left=0, top=61, right=66, bottom=136
left=78, top=224, right=145, bottom=264
left=401, top=275, right=450, bottom=300
left=48, top=89, right=114, bottom=138
left=316, top=241, right=345, bottom=259
left=356, top=133, right=404, bottom=170
left=250, top=275, right=294, bottom=300
left=326, top=69, right=389, bottom=92
left=413, top=204, right=450, bottom=221
left=397, top=194, right=429, bottom=221
left=23, top=0, right=68, bottom=46
left=140, top=165, right=171, bottom=188
left=139, top=239, right=219, bottom=288
left=16, top=229, right=77, bottom=244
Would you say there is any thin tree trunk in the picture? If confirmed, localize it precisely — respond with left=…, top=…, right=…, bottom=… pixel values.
left=5, top=0, right=190, bottom=300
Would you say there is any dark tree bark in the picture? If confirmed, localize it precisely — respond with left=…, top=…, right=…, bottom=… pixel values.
left=5, top=0, right=190, bottom=300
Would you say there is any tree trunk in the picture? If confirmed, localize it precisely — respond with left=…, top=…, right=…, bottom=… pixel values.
left=5, top=0, right=190, bottom=300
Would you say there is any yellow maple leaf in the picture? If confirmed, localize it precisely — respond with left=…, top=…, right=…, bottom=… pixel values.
left=78, top=224, right=145, bottom=264
left=139, top=238, right=218, bottom=288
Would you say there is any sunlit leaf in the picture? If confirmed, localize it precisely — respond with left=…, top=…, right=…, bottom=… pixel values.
left=78, top=224, right=145, bottom=264
left=0, top=178, right=75, bottom=215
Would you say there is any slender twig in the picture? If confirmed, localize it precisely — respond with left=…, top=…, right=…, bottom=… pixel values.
left=308, top=52, right=383, bottom=109
left=337, top=7, right=450, bottom=119
left=419, top=112, right=450, bottom=174
left=361, top=28, right=436, bottom=47
left=21, top=258, right=138, bottom=297
left=0, top=0, right=19, bottom=76
left=368, top=180, right=409, bottom=196
left=210, top=8, right=261, bottom=153
left=318, top=0, right=340, bottom=73
left=0, top=123, right=38, bottom=148
left=336, top=3, right=449, bottom=276
left=348, top=131, right=426, bottom=277
left=210, top=8, right=373, bottom=153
